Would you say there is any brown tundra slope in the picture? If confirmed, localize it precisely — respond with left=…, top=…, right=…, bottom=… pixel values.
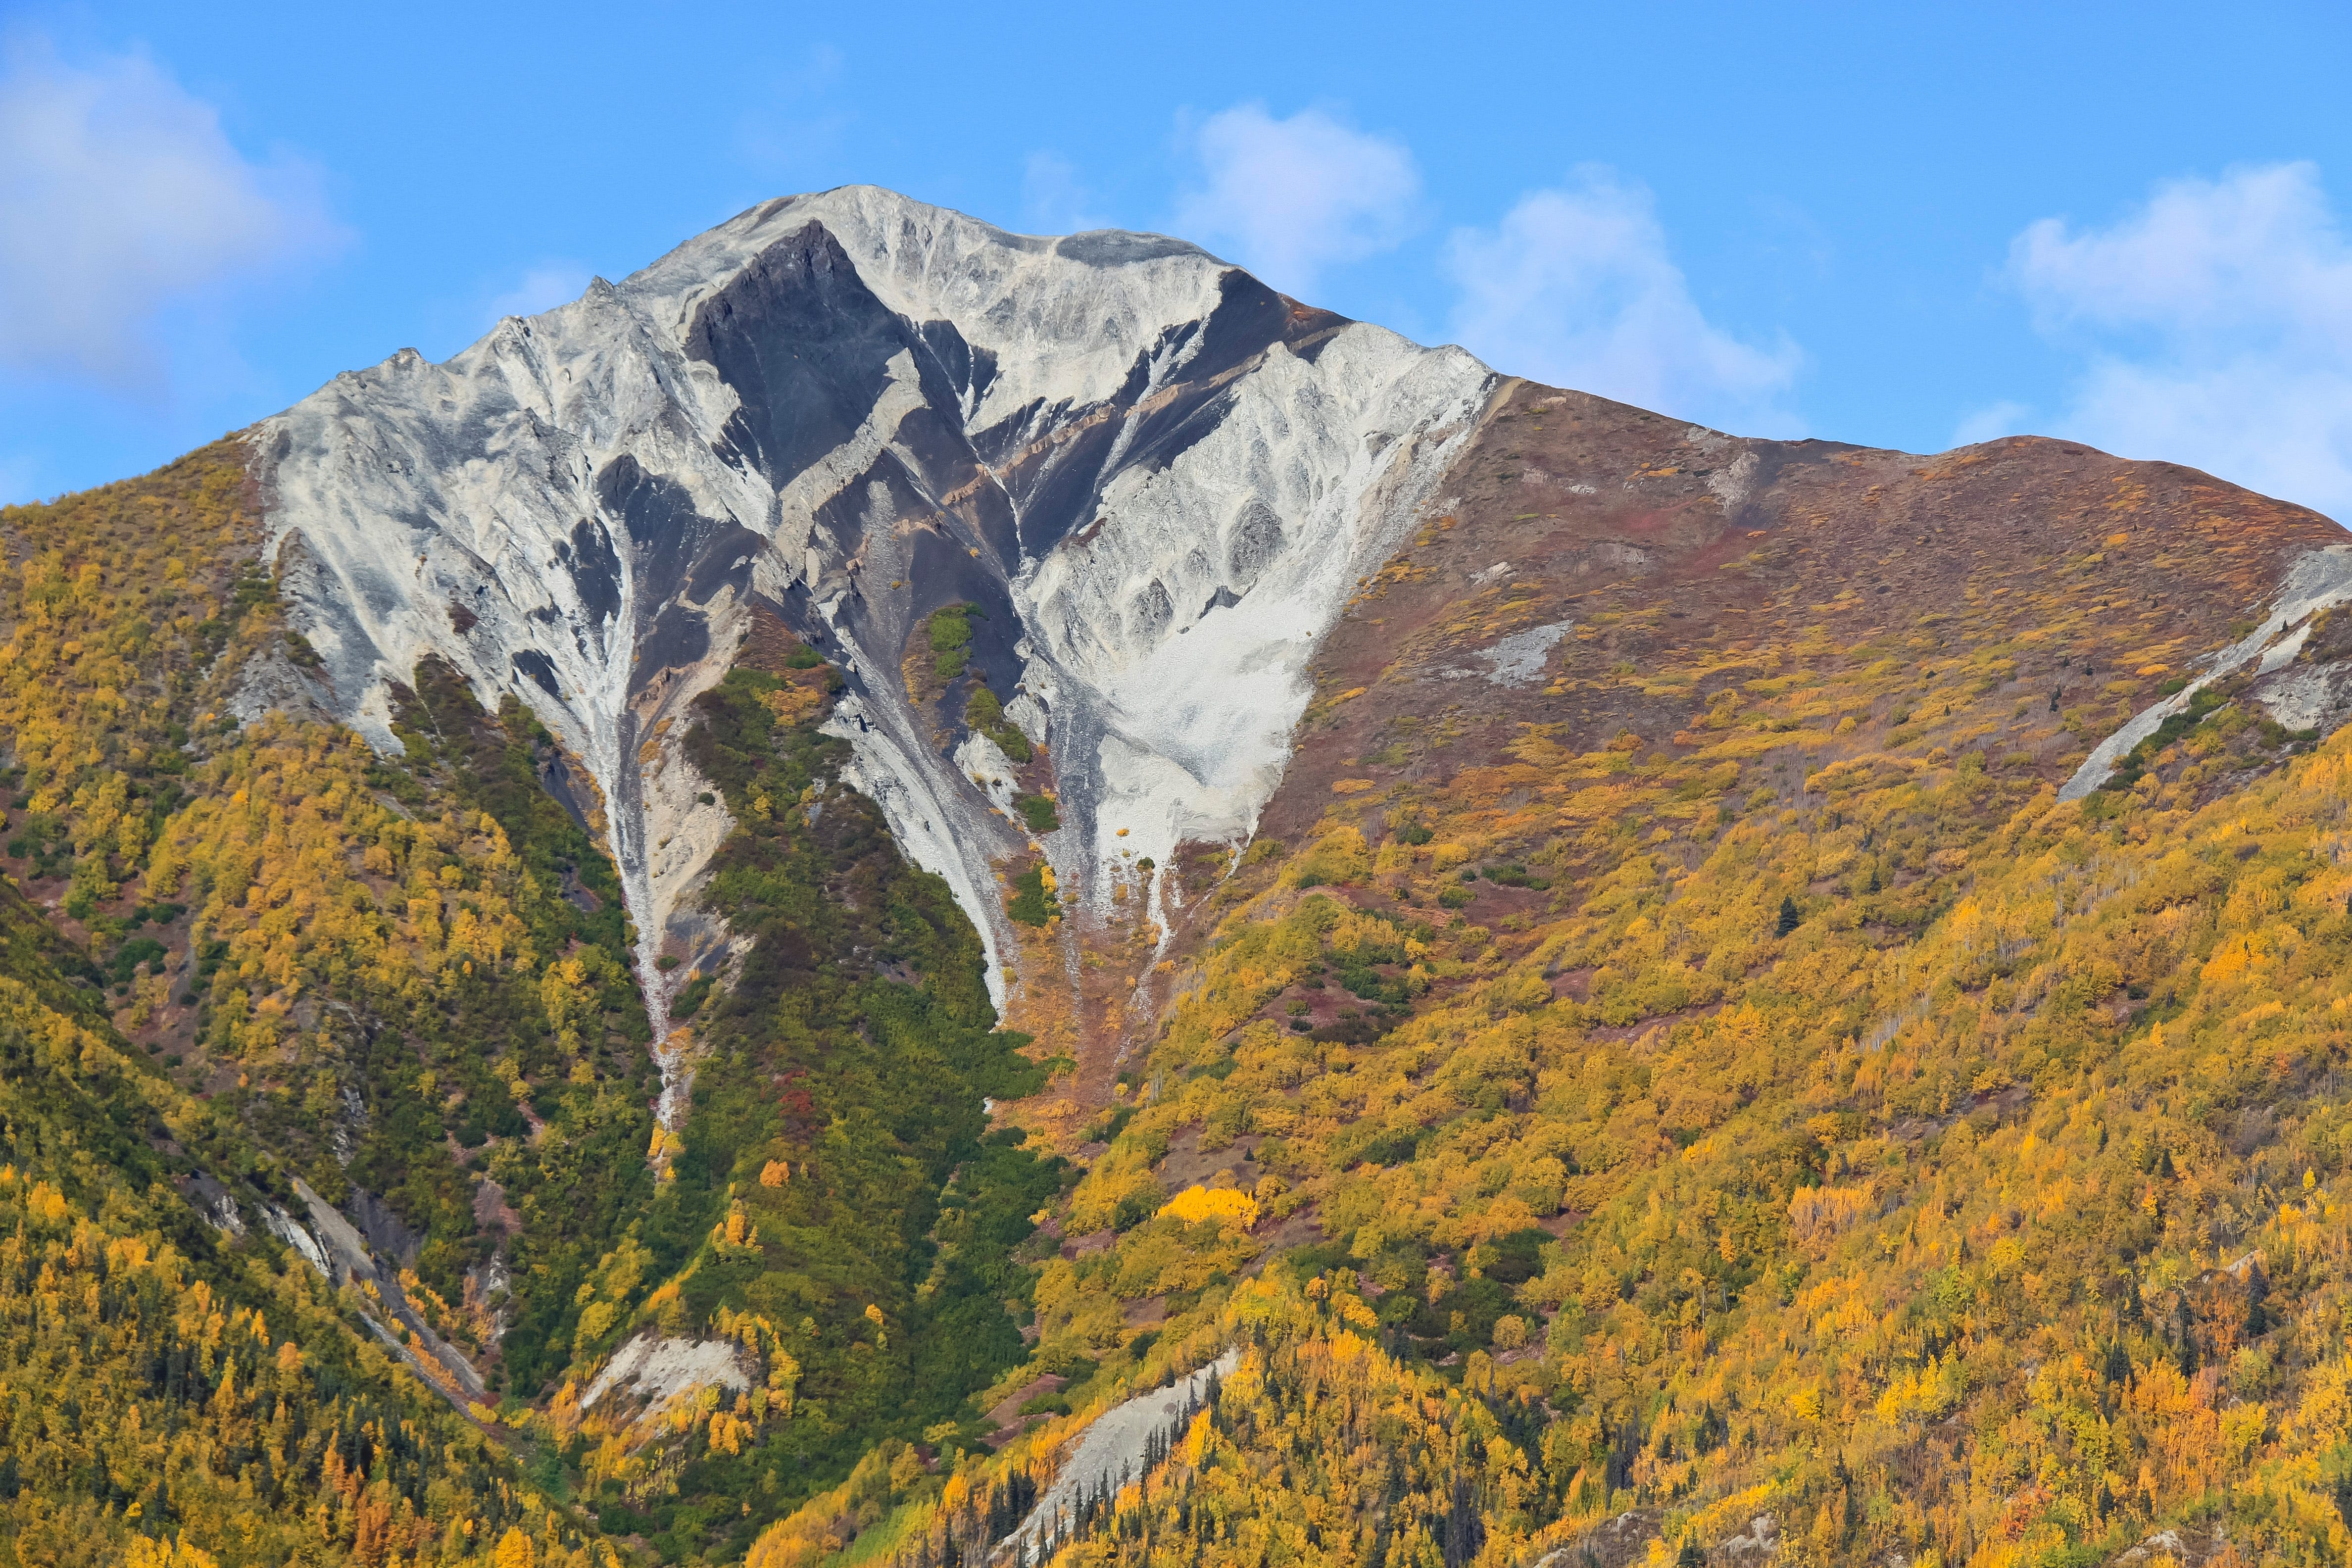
left=1122, top=378, right=2352, bottom=1044
left=1269, top=381, right=2346, bottom=847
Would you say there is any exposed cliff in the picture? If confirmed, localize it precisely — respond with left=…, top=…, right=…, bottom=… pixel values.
left=258, top=188, right=1492, bottom=1118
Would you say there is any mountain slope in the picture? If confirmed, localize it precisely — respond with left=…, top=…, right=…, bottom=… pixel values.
left=10, top=189, right=2352, bottom=1568
left=968, top=387, right=2352, bottom=1568
left=257, top=187, right=1492, bottom=1127
left=0, top=817, right=604, bottom=1568
left=0, top=436, right=1060, bottom=1562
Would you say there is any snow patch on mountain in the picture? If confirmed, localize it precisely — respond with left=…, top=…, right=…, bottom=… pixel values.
left=1019, top=324, right=1488, bottom=906
left=1009, top=1349, right=1240, bottom=1552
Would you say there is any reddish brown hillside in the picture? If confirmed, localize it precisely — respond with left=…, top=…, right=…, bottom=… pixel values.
left=1271, top=381, right=2344, bottom=838
left=1137, top=379, right=2349, bottom=1039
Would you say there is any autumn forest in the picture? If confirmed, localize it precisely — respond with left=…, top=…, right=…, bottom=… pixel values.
left=7, top=394, right=2352, bottom=1568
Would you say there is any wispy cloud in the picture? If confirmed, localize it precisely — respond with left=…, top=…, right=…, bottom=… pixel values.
left=1443, top=167, right=1801, bottom=435
left=0, top=36, right=344, bottom=391
left=1171, top=103, right=1420, bottom=298
left=2007, top=161, right=2352, bottom=521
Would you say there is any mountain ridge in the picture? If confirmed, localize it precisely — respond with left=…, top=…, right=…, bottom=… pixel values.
left=255, top=184, right=1493, bottom=1124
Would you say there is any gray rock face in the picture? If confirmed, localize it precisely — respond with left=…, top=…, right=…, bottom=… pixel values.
left=2059, top=542, right=2352, bottom=800
left=256, top=186, right=1495, bottom=1110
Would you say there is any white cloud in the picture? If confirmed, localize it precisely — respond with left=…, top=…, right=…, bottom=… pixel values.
left=0, top=38, right=343, bottom=388
left=2009, top=161, right=2352, bottom=521
left=1171, top=104, right=1419, bottom=297
left=488, top=262, right=592, bottom=324
left=1444, top=168, right=1801, bottom=434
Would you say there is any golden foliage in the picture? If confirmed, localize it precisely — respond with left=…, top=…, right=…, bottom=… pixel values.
left=760, top=684, right=826, bottom=728
left=0, top=1106, right=606, bottom=1567
left=150, top=717, right=537, bottom=1057
left=1020, top=700, right=2352, bottom=1562
left=0, top=440, right=270, bottom=883
left=1157, top=1185, right=1259, bottom=1230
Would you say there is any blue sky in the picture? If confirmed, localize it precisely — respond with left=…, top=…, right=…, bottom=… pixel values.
left=6, top=1, right=2352, bottom=519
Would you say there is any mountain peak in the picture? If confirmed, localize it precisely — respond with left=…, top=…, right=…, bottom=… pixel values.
left=258, top=189, right=1494, bottom=1120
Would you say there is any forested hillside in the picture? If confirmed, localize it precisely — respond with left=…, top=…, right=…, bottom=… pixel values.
left=948, top=717, right=2352, bottom=1568
left=0, top=441, right=1066, bottom=1566
left=0, top=806, right=611, bottom=1566
left=801, top=406, right=2352, bottom=1568
left=11, top=374, right=2352, bottom=1568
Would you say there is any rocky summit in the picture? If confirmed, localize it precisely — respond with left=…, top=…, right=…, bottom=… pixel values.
left=4, top=188, right=2352, bottom=1568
